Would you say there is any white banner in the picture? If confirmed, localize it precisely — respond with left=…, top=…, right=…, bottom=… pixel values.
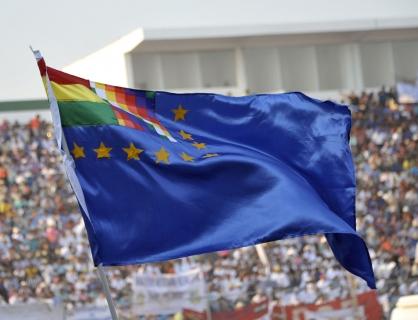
left=133, top=269, right=206, bottom=315
left=67, top=305, right=111, bottom=320
left=0, top=303, right=64, bottom=320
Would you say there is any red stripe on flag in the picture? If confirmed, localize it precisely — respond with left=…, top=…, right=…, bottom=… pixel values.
left=37, top=58, right=47, bottom=76
left=46, top=67, right=90, bottom=87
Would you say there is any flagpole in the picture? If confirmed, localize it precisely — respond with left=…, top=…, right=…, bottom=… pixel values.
left=201, top=270, right=212, bottom=320
left=97, top=264, right=119, bottom=320
left=255, top=244, right=273, bottom=318
left=255, top=244, right=271, bottom=275
left=31, top=48, right=119, bottom=320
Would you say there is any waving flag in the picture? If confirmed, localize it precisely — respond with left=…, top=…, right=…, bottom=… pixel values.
left=34, top=51, right=375, bottom=288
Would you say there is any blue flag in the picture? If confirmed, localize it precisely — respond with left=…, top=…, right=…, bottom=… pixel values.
left=35, top=52, right=375, bottom=288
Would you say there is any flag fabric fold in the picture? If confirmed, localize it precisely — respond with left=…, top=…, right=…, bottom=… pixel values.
left=34, top=52, right=376, bottom=288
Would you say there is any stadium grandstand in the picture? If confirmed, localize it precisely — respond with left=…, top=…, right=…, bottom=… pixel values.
left=1, top=3, right=418, bottom=319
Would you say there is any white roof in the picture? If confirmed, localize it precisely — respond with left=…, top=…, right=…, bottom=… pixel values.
left=142, top=18, right=418, bottom=41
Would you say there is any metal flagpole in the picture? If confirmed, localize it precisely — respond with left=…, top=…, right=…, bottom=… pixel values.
left=201, top=270, right=212, bottom=320
left=255, top=244, right=271, bottom=275
left=97, top=264, right=119, bottom=320
left=255, top=244, right=273, bottom=318
left=31, top=47, right=119, bottom=320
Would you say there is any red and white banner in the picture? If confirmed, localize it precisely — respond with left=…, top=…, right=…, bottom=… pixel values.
left=271, top=291, right=382, bottom=320
left=183, top=299, right=269, bottom=320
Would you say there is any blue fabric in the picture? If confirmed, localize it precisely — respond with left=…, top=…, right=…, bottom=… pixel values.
left=63, top=91, right=376, bottom=288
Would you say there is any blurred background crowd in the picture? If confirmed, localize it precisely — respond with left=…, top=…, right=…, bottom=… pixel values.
left=0, top=87, right=417, bottom=318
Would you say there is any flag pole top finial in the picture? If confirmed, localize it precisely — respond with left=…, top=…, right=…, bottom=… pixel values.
left=29, top=46, right=43, bottom=60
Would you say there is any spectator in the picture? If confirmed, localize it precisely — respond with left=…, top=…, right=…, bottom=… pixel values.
left=0, top=87, right=416, bottom=318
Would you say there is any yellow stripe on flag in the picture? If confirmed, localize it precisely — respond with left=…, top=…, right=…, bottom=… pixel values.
left=51, top=82, right=104, bottom=103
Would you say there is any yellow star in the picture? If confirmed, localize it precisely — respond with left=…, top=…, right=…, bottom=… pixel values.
left=179, top=130, right=193, bottom=141
left=94, top=142, right=112, bottom=159
left=155, top=147, right=170, bottom=164
left=180, top=152, right=194, bottom=162
left=192, top=142, right=206, bottom=150
left=71, top=143, right=85, bottom=159
left=172, top=105, right=188, bottom=121
left=203, top=153, right=219, bottom=158
left=123, top=143, right=143, bottom=160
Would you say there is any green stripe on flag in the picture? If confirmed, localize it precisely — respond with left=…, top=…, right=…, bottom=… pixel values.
left=57, top=101, right=118, bottom=127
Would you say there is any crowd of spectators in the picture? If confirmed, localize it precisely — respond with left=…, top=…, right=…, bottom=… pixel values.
left=348, top=88, right=418, bottom=308
left=0, top=87, right=417, bottom=318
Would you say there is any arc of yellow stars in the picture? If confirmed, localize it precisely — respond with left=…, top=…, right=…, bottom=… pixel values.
left=172, top=105, right=188, bottom=121
left=94, top=142, right=112, bottom=159
left=155, top=147, right=170, bottom=164
left=71, top=95, right=217, bottom=164
left=123, top=143, right=143, bottom=160
left=71, top=142, right=219, bottom=163
left=71, top=143, right=85, bottom=159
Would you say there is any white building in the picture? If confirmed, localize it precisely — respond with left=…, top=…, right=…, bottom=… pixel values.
left=64, top=20, right=418, bottom=99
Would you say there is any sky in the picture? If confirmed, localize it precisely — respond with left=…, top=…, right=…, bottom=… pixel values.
left=1, top=0, right=418, bottom=101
